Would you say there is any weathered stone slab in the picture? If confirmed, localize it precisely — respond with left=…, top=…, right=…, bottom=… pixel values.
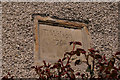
left=39, top=24, right=83, bottom=61
left=34, top=15, right=91, bottom=64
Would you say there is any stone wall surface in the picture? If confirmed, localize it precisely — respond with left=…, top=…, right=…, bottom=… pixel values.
left=0, top=1, right=2, bottom=79
left=2, top=2, right=119, bottom=78
left=118, top=2, right=120, bottom=50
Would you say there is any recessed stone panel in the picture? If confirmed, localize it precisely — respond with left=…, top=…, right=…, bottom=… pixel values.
left=39, top=24, right=83, bottom=61
left=34, top=16, right=91, bottom=64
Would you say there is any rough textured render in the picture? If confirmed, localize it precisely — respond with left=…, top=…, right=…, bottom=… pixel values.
left=1, top=0, right=119, bottom=2
left=118, top=2, right=120, bottom=50
left=0, top=1, right=2, bottom=79
left=2, top=2, right=119, bottom=78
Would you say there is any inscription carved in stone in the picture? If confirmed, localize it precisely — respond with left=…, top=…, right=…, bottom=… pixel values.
left=34, top=15, right=90, bottom=64
left=39, top=24, right=83, bottom=61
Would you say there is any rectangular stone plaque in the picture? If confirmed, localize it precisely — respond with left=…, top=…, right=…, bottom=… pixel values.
left=33, top=15, right=90, bottom=65
left=39, top=24, right=83, bottom=61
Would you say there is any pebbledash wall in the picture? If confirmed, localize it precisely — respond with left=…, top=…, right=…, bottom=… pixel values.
left=2, top=2, right=119, bottom=78
left=0, top=1, right=2, bottom=79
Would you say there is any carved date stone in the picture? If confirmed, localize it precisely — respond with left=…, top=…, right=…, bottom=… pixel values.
left=33, top=15, right=91, bottom=65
